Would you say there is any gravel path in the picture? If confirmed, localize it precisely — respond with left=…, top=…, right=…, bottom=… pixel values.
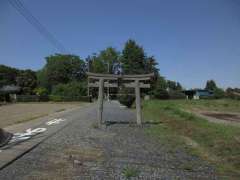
left=0, top=101, right=218, bottom=179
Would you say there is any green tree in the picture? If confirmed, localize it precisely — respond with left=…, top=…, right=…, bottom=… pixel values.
left=145, top=56, right=159, bottom=75
left=153, top=76, right=169, bottom=99
left=34, top=87, right=48, bottom=96
left=36, top=68, right=50, bottom=90
left=155, top=76, right=167, bottom=90
left=98, top=47, right=120, bottom=73
left=121, top=39, right=146, bottom=74
left=87, top=54, right=107, bottom=73
left=45, top=54, right=86, bottom=86
left=16, top=69, right=37, bottom=94
left=226, top=87, right=240, bottom=100
left=205, top=80, right=217, bottom=91
left=176, top=82, right=183, bottom=91
left=167, top=80, right=182, bottom=91
left=51, top=81, right=87, bottom=97
left=213, top=88, right=225, bottom=99
left=0, top=65, right=19, bottom=87
left=87, top=47, right=120, bottom=74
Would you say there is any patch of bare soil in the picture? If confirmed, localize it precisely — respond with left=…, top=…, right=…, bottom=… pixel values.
left=202, top=112, right=240, bottom=122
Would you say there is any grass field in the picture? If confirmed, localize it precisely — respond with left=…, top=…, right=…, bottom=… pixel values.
left=172, top=99, right=240, bottom=113
left=143, top=99, right=240, bottom=178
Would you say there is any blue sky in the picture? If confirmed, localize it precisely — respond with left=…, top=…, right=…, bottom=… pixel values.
left=0, top=0, right=240, bottom=89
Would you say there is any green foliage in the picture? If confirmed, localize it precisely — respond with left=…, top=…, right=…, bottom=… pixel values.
left=205, top=80, right=217, bottom=91
left=225, top=88, right=240, bottom=100
left=213, top=88, right=225, bottom=99
left=168, top=90, right=185, bottom=99
left=153, top=79, right=183, bottom=99
left=122, top=166, right=139, bottom=179
left=87, top=47, right=120, bottom=74
left=34, top=87, right=48, bottom=96
left=50, top=81, right=90, bottom=102
left=98, top=47, right=120, bottom=73
left=87, top=54, right=107, bottom=73
left=205, top=80, right=225, bottom=99
left=155, top=76, right=167, bottom=89
left=51, top=81, right=87, bottom=97
left=153, top=76, right=169, bottom=99
left=45, top=54, right=86, bottom=86
left=167, top=80, right=182, bottom=91
left=16, top=69, right=37, bottom=94
left=0, top=65, right=19, bottom=87
left=0, top=65, right=37, bottom=95
left=118, top=88, right=135, bottom=108
left=145, top=56, right=159, bottom=74
left=154, top=88, right=169, bottom=99
left=121, top=39, right=146, bottom=74
left=121, top=39, right=159, bottom=75
left=36, top=68, right=50, bottom=90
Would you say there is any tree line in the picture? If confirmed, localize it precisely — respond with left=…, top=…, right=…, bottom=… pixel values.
left=0, top=39, right=239, bottom=101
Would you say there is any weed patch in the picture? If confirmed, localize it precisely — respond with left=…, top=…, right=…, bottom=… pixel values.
left=122, top=166, right=139, bottom=179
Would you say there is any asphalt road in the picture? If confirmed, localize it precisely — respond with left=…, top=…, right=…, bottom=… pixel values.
left=0, top=101, right=218, bottom=179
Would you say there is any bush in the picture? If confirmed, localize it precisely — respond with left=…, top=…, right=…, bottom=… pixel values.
left=118, top=88, right=135, bottom=108
left=34, top=87, right=48, bottom=96
left=168, top=90, right=185, bottom=99
left=51, top=81, right=87, bottom=97
left=153, top=88, right=169, bottom=99
left=213, top=88, right=225, bottom=99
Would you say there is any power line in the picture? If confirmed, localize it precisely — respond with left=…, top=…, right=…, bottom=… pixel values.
left=7, top=0, right=68, bottom=53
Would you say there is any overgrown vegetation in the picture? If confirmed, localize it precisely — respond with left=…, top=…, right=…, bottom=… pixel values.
left=143, top=99, right=240, bottom=178
left=122, top=166, right=139, bottom=179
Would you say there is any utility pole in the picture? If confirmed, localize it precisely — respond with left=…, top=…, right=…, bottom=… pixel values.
left=107, top=62, right=110, bottom=101
left=87, top=60, right=90, bottom=97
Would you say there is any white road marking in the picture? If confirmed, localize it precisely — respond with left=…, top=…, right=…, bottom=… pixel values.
left=10, top=128, right=47, bottom=143
left=1, top=117, right=67, bottom=151
left=46, top=118, right=66, bottom=126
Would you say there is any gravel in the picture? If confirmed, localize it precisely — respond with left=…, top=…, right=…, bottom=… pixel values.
left=0, top=101, right=218, bottom=179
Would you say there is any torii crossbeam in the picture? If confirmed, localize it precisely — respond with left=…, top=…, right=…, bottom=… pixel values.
left=87, top=72, right=154, bottom=126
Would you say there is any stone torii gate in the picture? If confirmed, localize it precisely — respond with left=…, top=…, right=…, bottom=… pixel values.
left=87, top=72, right=154, bottom=126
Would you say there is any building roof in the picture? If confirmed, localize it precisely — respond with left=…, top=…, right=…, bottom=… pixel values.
left=0, top=85, right=20, bottom=94
left=183, top=89, right=213, bottom=93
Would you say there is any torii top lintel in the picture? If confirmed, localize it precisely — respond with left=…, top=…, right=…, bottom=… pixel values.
left=87, top=72, right=154, bottom=80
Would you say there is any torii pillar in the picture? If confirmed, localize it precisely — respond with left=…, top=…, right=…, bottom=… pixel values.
left=135, top=80, right=142, bottom=125
left=87, top=72, right=153, bottom=126
left=98, top=78, right=104, bottom=127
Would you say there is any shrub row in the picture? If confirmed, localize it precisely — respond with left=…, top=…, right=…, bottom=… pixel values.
left=154, top=89, right=186, bottom=100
